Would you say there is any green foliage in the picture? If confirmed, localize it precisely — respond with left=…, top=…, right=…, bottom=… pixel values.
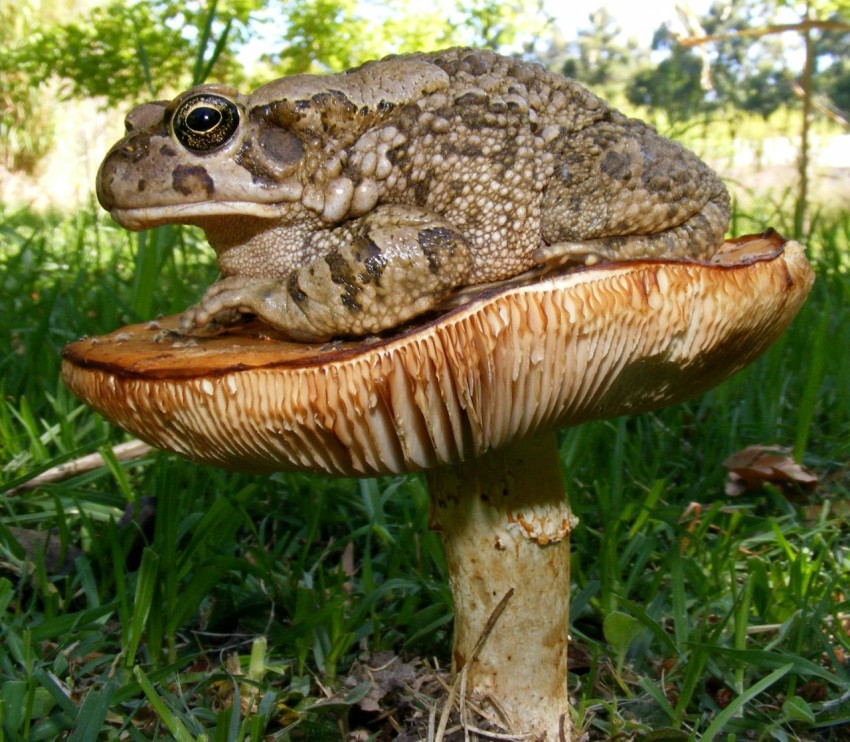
left=626, top=45, right=711, bottom=124
left=774, top=0, right=850, bottom=17
left=23, top=3, right=192, bottom=101
left=0, top=0, right=56, bottom=172
left=8, top=0, right=259, bottom=104
left=739, top=66, right=796, bottom=118
left=826, top=65, right=850, bottom=113
left=266, top=0, right=436, bottom=74
left=5, top=0, right=551, bottom=107
left=451, top=0, right=549, bottom=50
left=265, top=0, right=551, bottom=74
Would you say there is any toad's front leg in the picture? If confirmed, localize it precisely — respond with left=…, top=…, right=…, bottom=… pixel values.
left=180, top=205, right=473, bottom=342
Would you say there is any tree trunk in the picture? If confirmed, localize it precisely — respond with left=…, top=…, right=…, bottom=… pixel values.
left=795, top=1, right=815, bottom=239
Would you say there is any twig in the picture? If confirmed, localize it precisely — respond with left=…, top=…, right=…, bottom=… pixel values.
left=435, top=589, right=517, bottom=742
left=679, top=18, right=850, bottom=47
left=470, top=588, right=515, bottom=662
left=747, top=613, right=850, bottom=635
left=464, top=727, right=533, bottom=740
left=6, top=439, right=153, bottom=495
left=790, top=80, right=850, bottom=128
left=822, top=688, right=850, bottom=711
left=434, top=671, right=461, bottom=741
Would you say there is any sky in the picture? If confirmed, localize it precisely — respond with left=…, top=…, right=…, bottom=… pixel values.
left=545, top=0, right=713, bottom=48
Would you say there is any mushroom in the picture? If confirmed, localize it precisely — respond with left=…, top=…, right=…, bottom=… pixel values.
left=61, top=231, right=813, bottom=739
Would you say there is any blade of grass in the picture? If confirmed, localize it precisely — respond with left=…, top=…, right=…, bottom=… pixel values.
left=125, top=547, right=159, bottom=667
left=639, top=676, right=677, bottom=723
left=32, top=669, right=77, bottom=719
left=67, top=677, right=119, bottom=742
left=793, top=294, right=829, bottom=460
left=670, top=547, right=688, bottom=649
left=694, top=645, right=841, bottom=685
left=628, top=478, right=665, bottom=539
left=733, top=570, right=754, bottom=694
left=697, top=663, right=793, bottom=741
left=98, top=443, right=136, bottom=503
left=130, top=227, right=173, bottom=320
left=132, top=665, right=206, bottom=742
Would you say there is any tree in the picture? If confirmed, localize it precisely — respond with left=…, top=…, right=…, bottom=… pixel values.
left=0, top=0, right=88, bottom=172
left=824, top=65, right=850, bottom=113
left=560, top=8, right=641, bottom=89
left=739, top=66, right=795, bottom=118
left=266, top=0, right=551, bottom=75
left=8, top=0, right=259, bottom=105
left=679, top=0, right=850, bottom=234
left=540, top=8, right=646, bottom=99
left=625, top=32, right=715, bottom=125
left=12, top=0, right=552, bottom=100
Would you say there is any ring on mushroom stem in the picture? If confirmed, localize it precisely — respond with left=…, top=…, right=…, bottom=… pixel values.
left=62, top=231, right=813, bottom=740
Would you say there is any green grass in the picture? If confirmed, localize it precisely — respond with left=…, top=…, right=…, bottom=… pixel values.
left=1, top=202, right=848, bottom=740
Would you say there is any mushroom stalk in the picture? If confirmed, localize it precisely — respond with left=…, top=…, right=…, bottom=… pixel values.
left=426, top=432, right=574, bottom=740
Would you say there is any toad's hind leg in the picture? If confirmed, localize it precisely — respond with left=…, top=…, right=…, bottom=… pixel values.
left=535, top=194, right=730, bottom=268
left=538, top=120, right=731, bottom=266
left=180, top=204, right=473, bottom=342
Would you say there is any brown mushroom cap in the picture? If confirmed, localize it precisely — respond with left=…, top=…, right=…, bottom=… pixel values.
left=62, top=232, right=813, bottom=476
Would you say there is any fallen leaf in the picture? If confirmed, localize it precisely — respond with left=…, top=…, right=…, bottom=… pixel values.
left=723, top=445, right=818, bottom=497
left=344, top=652, right=419, bottom=713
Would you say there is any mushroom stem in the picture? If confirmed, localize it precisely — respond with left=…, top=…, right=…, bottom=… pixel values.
left=426, top=431, right=574, bottom=740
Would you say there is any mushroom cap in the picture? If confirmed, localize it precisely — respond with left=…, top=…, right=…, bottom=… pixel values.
left=62, top=232, right=813, bottom=477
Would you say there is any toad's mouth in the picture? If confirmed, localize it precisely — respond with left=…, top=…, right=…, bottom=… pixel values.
left=110, top=202, right=287, bottom=230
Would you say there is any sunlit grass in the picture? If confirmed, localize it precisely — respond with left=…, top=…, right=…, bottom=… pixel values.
left=0, top=203, right=848, bottom=739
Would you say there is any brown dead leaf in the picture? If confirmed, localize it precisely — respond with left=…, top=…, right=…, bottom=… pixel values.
left=2, top=527, right=83, bottom=573
left=677, top=501, right=704, bottom=554
left=723, top=445, right=818, bottom=497
left=344, top=652, right=419, bottom=713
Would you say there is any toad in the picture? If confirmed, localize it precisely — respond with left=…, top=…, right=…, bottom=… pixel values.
left=97, top=48, right=730, bottom=341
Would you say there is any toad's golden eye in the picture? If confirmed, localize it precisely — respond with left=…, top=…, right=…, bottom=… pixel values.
left=172, top=94, right=239, bottom=153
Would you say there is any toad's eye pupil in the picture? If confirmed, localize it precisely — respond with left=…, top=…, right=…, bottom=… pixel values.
left=186, top=106, right=221, bottom=132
